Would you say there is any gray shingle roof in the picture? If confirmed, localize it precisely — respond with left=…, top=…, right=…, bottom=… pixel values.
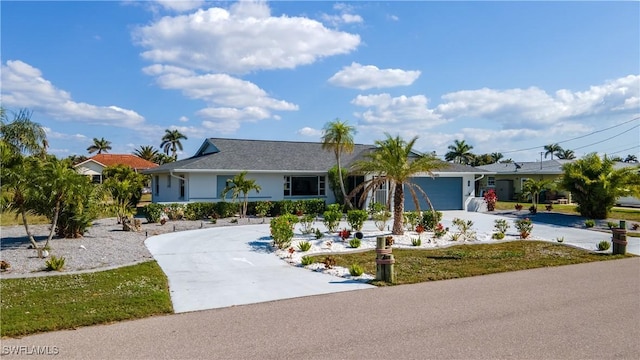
left=476, top=160, right=572, bottom=174
left=144, top=138, right=486, bottom=174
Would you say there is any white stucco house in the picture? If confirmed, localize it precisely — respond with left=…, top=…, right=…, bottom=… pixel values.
left=142, top=138, right=491, bottom=211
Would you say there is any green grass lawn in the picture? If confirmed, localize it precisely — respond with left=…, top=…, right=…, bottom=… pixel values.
left=495, top=201, right=640, bottom=222
left=0, top=261, right=173, bottom=338
left=312, top=241, right=634, bottom=286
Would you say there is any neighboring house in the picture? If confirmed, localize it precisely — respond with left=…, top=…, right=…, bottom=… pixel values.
left=74, top=154, right=159, bottom=184
left=142, top=138, right=490, bottom=211
left=476, top=160, right=572, bottom=202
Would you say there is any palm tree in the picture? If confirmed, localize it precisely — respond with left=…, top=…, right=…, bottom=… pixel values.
left=490, top=152, right=504, bottom=164
left=624, top=154, right=638, bottom=163
left=543, top=143, right=562, bottom=160
left=133, top=145, right=160, bottom=162
left=444, top=140, right=474, bottom=165
left=522, top=178, right=554, bottom=212
left=0, top=108, right=48, bottom=157
left=87, top=137, right=112, bottom=154
left=321, top=119, right=356, bottom=208
left=350, top=134, right=442, bottom=235
left=221, top=171, right=262, bottom=218
left=556, top=148, right=576, bottom=160
left=160, top=129, right=188, bottom=160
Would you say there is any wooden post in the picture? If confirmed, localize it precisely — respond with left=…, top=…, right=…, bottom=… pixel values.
left=612, top=225, right=627, bottom=255
left=375, top=236, right=396, bottom=283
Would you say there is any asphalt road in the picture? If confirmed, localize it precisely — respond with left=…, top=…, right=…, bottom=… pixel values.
left=2, top=258, right=638, bottom=360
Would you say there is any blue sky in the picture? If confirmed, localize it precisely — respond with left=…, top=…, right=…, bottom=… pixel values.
left=2, top=0, right=639, bottom=161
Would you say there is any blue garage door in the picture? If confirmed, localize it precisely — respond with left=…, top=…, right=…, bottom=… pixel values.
left=404, top=177, right=462, bottom=211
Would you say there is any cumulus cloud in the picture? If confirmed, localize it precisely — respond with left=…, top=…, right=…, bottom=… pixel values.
left=154, top=0, right=205, bottom=12
left=1, top=60, right=145, bottom=128
left=133, top=1, right=361, bottom=74
left=436, top=75, right=640, bottom=129
left=329, top=62, right=421, bottom=90
left=297, top=127, right=323, bottom=137
left=144, top=64, right=298, bottom=133
left=351, top=93, right=447, bottom=128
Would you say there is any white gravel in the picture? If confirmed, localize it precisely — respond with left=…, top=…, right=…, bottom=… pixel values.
left=0, top=216, right=257, bottom=278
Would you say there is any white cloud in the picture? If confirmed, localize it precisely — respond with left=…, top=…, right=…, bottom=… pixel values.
left=297, top=127, right=323, bottom=137
left=436, top=75, right=640, bottom=129
left=329, top=62, right=421, bottom=90
left=43, top=127, right=87, bottom=141
left=351, top=93, right=447, bottom=128
left=144, top=64, right=297, bottom=133
left=387, top=14, right=399, bottom=21
left=133, top=2, right=361, bottom=74
left=155, top=0, right=205, bottom=12
left=178, top=116, right=189, bottom=122
left=1, top=60, right=145, bottom=128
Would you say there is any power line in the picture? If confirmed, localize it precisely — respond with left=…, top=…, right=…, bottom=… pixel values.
left=500, top=116, right=640, bottom=154
left=571, top=124, right=639, bottom=151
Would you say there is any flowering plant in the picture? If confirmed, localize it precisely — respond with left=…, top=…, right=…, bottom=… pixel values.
left=338, top=228, right=351, bottom=240
left=483, top=189, right=498, bottom=211
left=433, top=223, right=447, bottom=238
left=514, top=218, right=533, bottom=239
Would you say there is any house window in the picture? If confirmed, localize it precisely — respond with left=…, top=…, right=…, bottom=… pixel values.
left=155, top=176, right=159, bottom=195
left=487, top=177, right=495, bottom=186
left=179, top=177, right=185, bottom=199
left=167, top=175, right=171, bottom=188
left=284, top=176, right=326, bottom=196
left=91, top=175, right=101, bottom=184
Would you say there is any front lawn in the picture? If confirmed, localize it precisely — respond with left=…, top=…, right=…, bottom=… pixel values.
left=0, top=261, right=173, bottom=338
left=495, top=201, right=640, bottom=222
left=311, top=241, right=633, bottom=286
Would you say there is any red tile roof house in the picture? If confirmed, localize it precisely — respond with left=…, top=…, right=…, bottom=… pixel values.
left=74, top=154, right=158, bottom=184
left=141, top=138, right=492, bottom=211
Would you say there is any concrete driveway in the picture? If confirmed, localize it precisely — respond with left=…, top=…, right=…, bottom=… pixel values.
left=145, top=224, right=373, bottom=313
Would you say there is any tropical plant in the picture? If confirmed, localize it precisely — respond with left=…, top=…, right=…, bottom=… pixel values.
left=492, top=219, right=510, bottom=239
left=444, top=139, right=474, bottom=165
left=160, top=129, right=188, bottom=160
left=221, top=171, right=262, bottom=218
left=87, top=137, right=112, bottom=154
left=299, top=214, right=315, bottom=234
left=421, top=210, right=443, bottom=231
left=490, top=152, right=504, bottom=163
left=349, top=264, right=364, bottom=276
left=543, top=143, right=562, bottom=160
left=301, top=256, right=314, bottom=266
left=624, top=154, right=638, bottom=163
left=597, top=240, right=611, bottom=251
left=322, top=204, right=342, bottom=232
left=255, top=201, right=272, bottom=221
left=403, top=211, right=421, bottom=231
left=102, top=165, right=146, bottom=224
left=348, top=238, right=361, bottom=248
left=0, top=108, right=48, bottom=157
left=433, top=223, right=447, bottom=238
left=452, top=218, right=476, bottom=241
left=321, top=119, right=356, bottom=208
left=514, top=218, right=533, bottom=239
left=45, top=255, right=66, bottom=271
left=483, top=188, right=498, bottom=211
left=350, top=134, right=442, bottom=235
left=297, top=241, right=312, bottom=252
left=584, top=219, right=596, bottom=228
left=327, top=165, right=349, bottom=205
left=133, top=145, right=160, bottom=162
left=556, top=149, right=576, bottom=160
left=522, top=178, right=554, bottom=212
left=372, top=210, right=391, bottom=231
left=411, top=237, right=422, bottom=246
left=270, top=214, right=298, bottom=250
left=346, top=209, right=368, bottom=231
left=560, top=153, right=640, bottom=219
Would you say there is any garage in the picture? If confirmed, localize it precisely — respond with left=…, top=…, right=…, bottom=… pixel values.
left=404, top=177, right=463, bottom=211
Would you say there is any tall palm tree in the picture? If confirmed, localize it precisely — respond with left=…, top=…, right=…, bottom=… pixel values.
left=444, top=139, right=474, bottom=165
left=160, top=129, right=188, bottom=160
left=133, top=145, right=160, bottom=162
left=0, top=108, right=48, bottom=157
left=321, top=119, right=356, bottom=208
left=490, top=152, right=504, bottom=164
left=350, top=134, right=442, bottom=235
left=624, top=154, right=638, bottom=163
left=556, top=148, right=576, bottom=160
left=543, top=143, right=562, bottom=160
left=221, top=171, right=262, bottom=218
left=522, top=178, right=553, bottom=212
left=87, top=137, right=112, bottom=154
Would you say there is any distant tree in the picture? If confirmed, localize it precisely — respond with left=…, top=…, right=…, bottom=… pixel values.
left=490, top=152, right=504, bottom=163
left=221, top=171, right=261, bottom=218
left=499, top=158, right=513, bottom=163
left=522, top=178, right=554, bottom=212
left=0, top=108, right=48, bottom=157
left=624, top=154, right=638, bottom=163
left=350, top=134, right=442, bottom=235
left=544, top=143, right=563, bottom=160
left=444, top=140, right=474, bottom=165
left=160, top=129, right=187, bottom=160
left=133, top=145, right=160, bottom=162
left=470, top=153, right=493, bottom=166
left=560, top=153, right=640, bottom=219
left=87, top=137, right=112, bottom=154
left=327, top=165, right=349, bottom=205
left=66, top=154, right=88, bottom=165
left=609, top=155, right=624, bottom=162
left=321, top=119, right=356, bottom=208
left=154, top=153, right=175, bottom=165
left=102, top=165, right=146, bottom=223
left=556, top=149, right=576, bottom=160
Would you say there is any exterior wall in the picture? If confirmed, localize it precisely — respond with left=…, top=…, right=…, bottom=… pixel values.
left=477, top=173, right=567, bottom=201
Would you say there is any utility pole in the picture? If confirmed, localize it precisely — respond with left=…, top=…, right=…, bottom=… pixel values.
left=540, top=152, right=544, bottom=170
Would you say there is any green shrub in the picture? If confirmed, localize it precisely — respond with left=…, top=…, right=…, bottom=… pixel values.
left=270, top=214, right=298, bottom=250
left=452, top=218, right=476, bottom=241
left=271, top=200, right=295, bottom=216
left=492, top=219, right=509, bottom=240
left=585, top=219, right=596, bottom=228
left=302, top=199, right=326, bottom=215
left=411, top=237, right=422, bottom=246
left=299, top=214, right=315, bottom=234
left=216, top=202, right=239, bottom=218
left=301, top=256, right=314, bottom=266
left=255, top=201, right=273, bottom=218
left=597, top=240, right=611, bottom=251
left=514, top=218, right=533, bottom=239
left=349, top=238, right=361, bottom=248
left=372, top=211, right=391, bottom=231
left=349, top=264, right=364, bottom=276
left=165, top=203, right=185, bottom=220
left=491, top=232, right=505, bottom=240
left=421, top=210, right=443, bottom=230
left=606, top=221, right=618, bottom=229
left=404, top=211, right=421, bottom=231
left=184, top=202, right=217, bottom=221
left=144, top=203, right=165, bottom=223
left=347, top=210, right=368, bottom=231
left=45, top=256, right=66, bottom=272
left=297, top=241, right=312, bottom=252
left=314, top=228, right=324, bottom=239
left=323, top=205, right=343, bottom=232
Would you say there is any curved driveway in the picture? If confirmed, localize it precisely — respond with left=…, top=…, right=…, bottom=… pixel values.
left=145, top=224, right=373, bottom=313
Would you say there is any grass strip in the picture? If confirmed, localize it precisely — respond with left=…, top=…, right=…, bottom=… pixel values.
left=312, top=241, right=634, bottom=286
left=0, top=261, right=173, bottom=338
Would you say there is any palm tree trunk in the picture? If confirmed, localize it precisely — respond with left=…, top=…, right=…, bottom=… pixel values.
left=20, top=208, right=38, bottom=250
left=45, top=201, right=61, bottom=249
left=336, top=154, right=353, bottom=209
left=392, top=182, right=404, bottom=235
